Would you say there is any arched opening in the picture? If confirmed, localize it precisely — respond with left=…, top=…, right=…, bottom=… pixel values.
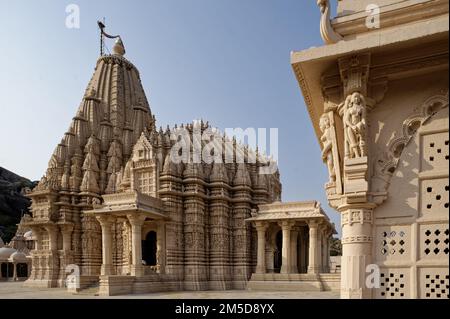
left=1, top=263, right=13, bottom=278
left=142, top=231, right=157, bottom=266
left=274, top=230, right=282, bottom=273
left=17, top=263, right=28, bottom=278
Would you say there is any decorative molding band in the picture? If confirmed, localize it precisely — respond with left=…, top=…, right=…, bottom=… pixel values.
left=341, top=209, right=373, bottom=226
left=332, top=0, right=449, bottom=37
left=341, top=236, right=373, bottom=244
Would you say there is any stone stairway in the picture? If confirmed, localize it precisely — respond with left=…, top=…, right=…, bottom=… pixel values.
left=73, top=283, right=100, bottom=296
left=319, top=273, right=341, bottom=292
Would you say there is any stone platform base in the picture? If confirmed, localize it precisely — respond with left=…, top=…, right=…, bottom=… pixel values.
left=319, top=274, right=341, bottom=292
left=67, top=275, right=100, bottom=293
left=23, top=278, right=58, bottom=288
left=247, top=273, right=340, bottom=292
left=98, top=274, right=182, bottom=296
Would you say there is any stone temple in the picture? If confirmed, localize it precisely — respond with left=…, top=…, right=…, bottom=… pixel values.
left=21, top=36, right=337, bottom=295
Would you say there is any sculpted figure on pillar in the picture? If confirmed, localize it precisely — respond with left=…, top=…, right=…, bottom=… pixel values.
left=319, top=113, right=336, bottom=184
left=343, top=92, right=367, bottom=160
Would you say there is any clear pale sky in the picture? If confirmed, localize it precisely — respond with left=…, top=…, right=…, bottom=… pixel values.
left=0, top=0, right=340, bottom=235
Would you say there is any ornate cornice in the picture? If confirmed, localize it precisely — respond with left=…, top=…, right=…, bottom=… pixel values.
left=341, top=209, right=373, bottom=226
left=332, top=0, right=449, bottom=38
left=341, top=235, right=373, bottom=244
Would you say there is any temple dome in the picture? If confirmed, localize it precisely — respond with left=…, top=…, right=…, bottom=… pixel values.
left=10, top=251, right=28, bottom=262
left=0, top=247, right=16, bottom=260
left=24, top=231, right=33, bottom=240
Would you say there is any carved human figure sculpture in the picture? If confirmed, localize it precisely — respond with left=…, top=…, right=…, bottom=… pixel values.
left=319, top=113, right=336, bottom=183
left=343, top=92, right=367, bottom=159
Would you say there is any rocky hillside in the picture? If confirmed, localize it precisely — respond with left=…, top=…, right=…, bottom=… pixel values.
left=0, top=167, right=37, bottom=242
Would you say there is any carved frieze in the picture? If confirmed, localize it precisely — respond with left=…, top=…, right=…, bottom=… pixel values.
left=341, top=209, right=373, bottom=226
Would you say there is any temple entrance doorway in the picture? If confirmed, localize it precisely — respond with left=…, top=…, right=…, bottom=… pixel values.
left=17, top=263, right=28, bottom=278
left=142, top=231, right=157, bottom=266
left=274, top=230, right=282, bottom=273
left=1, top=263, right=13, bottom=278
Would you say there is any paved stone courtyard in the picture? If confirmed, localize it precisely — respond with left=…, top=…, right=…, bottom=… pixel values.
left=0, top=282, right=339, bottom=299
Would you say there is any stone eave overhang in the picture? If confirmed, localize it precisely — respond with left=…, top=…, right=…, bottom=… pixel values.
left=84, top=191, right=169, bottom=221
left=291, top=14, right=449, bottom=143
left=245, top=212, right=325, bottom=222
left=84, top=205, right=169, bottom=221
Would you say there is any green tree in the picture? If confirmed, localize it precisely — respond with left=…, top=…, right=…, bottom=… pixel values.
left=330, top=237, right=342, bottom=256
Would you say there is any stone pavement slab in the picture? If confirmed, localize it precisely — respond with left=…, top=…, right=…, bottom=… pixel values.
left=0, top=282, right=339, bottom=299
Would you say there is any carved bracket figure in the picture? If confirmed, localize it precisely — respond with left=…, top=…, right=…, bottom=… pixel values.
left=343, top=92, right=367, bottom=160
left=319, top=111, right=342, bottom=195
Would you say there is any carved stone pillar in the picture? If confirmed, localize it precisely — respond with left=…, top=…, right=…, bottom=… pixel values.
left=255, top=222, right=268, bottom=274
left=336, top=53, right=374, bottom=298
left=299, top=229, right=307, bottom=273
left=128, top=214, right=146, bottom=277
left=96, top=215, right=114, bottom=276
left=340, top=206, right=374, bottom=299
left=279, top=221, right=293, bottom=274
left=45, top=225, right=58, bottom=251
left=318, top=229, right=323, bottom=273
left=13, top=263, right=17, bottom=281
left=319, top=226, right=328, bottom=273
left=31, top=227, right=42, bottom=250
left=61, top=225, right=74, bottom=251
left=322, top=231, right=330, bottom=273
left=156, top=221, right=166, bottom=274
left=266, top=229, right=276, bottom=273
left=307, top=220, right=320, bottom=274
left=290, top=227, right=299, bottom=274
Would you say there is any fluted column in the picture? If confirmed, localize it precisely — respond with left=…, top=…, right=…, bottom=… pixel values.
left=308, top=220, right=320, bottom=274
left=128, top=214, right=146, bottom=277
left=255, top=222, right=268, bottom=274
left=96, top=215, right=114, bottom=276
left=279, top=221, right=293, bottom=274
left=290, top=227, right=299, bottom=274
